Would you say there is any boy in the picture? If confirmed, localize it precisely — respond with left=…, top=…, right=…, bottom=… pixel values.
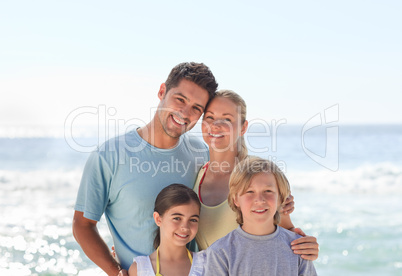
left=204, top=156, right=317, bottom=275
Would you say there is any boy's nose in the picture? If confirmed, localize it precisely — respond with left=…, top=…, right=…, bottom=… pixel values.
left=255, top=193, right=266, bottom=202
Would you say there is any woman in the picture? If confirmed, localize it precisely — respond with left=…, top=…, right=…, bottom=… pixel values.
left=194, top=90, right=319, bottom=259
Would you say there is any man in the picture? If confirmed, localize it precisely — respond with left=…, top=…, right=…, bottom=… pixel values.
left=73, top=62, right=218, bottom=275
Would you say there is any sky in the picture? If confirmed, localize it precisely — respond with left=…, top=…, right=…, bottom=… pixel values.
left=1, top=0, right=401, bottom=136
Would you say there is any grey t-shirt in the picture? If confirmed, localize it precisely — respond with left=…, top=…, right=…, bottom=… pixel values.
left=204, top=225, right=317, bottom=276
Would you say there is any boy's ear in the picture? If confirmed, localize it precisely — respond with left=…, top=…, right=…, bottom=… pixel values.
left=158, top=83, right=167, bottom=100
left=153, top=211, right=162, bottom=226
left=233, top=195, right=240, bottom=208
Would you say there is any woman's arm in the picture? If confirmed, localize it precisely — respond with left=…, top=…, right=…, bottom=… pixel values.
left=279, top=195, right=320, bottom=261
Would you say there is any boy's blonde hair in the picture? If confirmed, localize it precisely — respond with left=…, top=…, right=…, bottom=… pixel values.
left=228, top=156, right=290, bottom=225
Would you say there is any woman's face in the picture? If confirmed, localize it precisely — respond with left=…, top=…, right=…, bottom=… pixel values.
left=202, top=96, right=246, bottom=153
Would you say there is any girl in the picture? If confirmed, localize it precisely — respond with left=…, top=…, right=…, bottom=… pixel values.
left=194, top=89, right=319, bottom=259
left=128, top=184, right=204, bottom=276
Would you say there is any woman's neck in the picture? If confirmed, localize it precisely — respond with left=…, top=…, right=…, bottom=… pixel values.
left=208, top=149, right=238, bottom=175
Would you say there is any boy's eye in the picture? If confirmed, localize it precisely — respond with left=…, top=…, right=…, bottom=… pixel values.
left=190, top=219, right=199, bottom=223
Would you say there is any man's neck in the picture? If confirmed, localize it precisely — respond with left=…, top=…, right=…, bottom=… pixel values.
left=137, top=121, right=180, bottom=149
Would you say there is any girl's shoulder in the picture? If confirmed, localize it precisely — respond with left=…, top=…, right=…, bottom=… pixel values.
left=133, top=255, right=155, bottom=276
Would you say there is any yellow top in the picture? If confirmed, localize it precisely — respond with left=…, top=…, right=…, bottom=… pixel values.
left=193, top=164, right=238, bottom=250
left=155, top=247, right=192, bottom=276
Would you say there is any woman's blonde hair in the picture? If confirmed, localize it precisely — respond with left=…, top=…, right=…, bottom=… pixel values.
left=227, top=156, right=290, bottom=225
left=210, top=89, right=248, bottom=161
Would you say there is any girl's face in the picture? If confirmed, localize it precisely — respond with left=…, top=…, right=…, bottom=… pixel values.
left=234, top=172, right=280, bottom=235
left=154, top=202, right=200, bottom=247
left=202, top=97, right=247, bottom=152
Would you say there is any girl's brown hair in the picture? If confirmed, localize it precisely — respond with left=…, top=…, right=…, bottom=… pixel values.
left=153, top=183, right=201, bottom=249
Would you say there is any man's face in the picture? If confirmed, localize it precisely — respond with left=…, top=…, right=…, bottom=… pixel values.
left=157, top=79, right=209, bottom=139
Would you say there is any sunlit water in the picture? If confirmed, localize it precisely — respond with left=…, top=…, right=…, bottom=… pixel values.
left=1, top=125, right=401, bottom=275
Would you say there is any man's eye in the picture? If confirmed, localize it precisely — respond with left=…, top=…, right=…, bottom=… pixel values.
left=177, top=98, right=185, bottom=103
left=193, top=106, right=202, bottom=113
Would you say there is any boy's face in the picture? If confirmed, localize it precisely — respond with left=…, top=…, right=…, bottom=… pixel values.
left=234, top=172, right=280, bottom=235
left=156, top=79, right=209, bottom=139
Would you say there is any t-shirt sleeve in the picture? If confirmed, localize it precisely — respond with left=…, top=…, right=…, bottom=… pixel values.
left=74, top=150, right=113, bottom=221
left=204, top=246, right=229, bottom=276
left=298, top=257, right=317, bottom=276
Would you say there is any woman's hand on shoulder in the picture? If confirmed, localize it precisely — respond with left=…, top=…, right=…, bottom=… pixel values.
left=290, top=232, right=319, bottom=261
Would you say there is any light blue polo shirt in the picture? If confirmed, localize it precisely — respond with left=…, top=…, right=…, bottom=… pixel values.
left=74, top=130, right=208, bottom=270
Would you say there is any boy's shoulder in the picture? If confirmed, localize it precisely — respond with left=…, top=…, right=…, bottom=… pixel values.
left=277, top=226, right=303, bottom=243
left=208, top=227, right=239, bottom=251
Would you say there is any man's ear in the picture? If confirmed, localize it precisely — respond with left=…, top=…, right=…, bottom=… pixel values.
left=158, top=83, right=167, bottom=100
left=153, top=211, right=162, bottom=226
left=240, top=120, right=248, bottom=136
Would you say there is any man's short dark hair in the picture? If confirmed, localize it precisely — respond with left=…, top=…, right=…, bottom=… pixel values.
left=165, top=62, right=218, bottom=101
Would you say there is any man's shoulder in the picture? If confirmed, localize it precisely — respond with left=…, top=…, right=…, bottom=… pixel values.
left=180, top=133, right=208, bottom=151
left=97, top=130, right=141, bottom=151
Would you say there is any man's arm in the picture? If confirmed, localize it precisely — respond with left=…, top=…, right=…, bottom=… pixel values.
left=72, top=211, right=121, bottom=276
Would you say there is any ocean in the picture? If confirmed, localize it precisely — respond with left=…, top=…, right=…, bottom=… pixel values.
left=1, top=124, right=401, bottom=275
